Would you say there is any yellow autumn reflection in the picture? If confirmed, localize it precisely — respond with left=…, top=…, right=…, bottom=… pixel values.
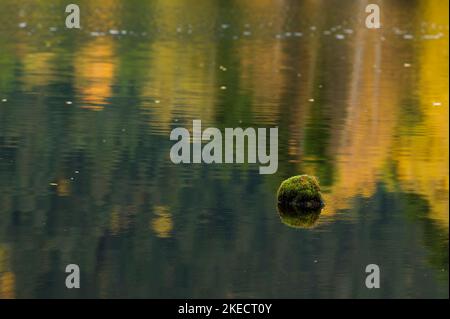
left=56, top=179, right=71, bottom=197
left=151, top=206, right=173, bottom=238
left=21, top=52, right=55, bottom=90
left=0, top=245, right=14, bottom=299
left=394, top=0, right=449, bottom=226
left=75, top=38, right=116, bottom=111
left=0, top=272, right=15, bottom=299
left=109, top=205, right=134, bottom=235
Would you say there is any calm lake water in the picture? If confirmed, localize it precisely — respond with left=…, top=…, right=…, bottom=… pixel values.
left=0, top=0, right=448, bottom=298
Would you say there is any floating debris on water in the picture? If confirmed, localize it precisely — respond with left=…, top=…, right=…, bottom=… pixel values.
left=403, top=63, right=412, bottom=68
left=308, top=98, right=315, bottom=102
left=109, top=29, right=119, bottom=35
left=65, top=101, right=73, bottom=105
left=335, top=34, right=345, bottom=40
left=155, top=99, right=161, bottom=104
left=220, top=86, right=227, bottom=90
left=18, top=22, right=27, bottom=28
left=243, top=31, right=251, bottom=36
left=294, top=32, right=303, bottom=37
left=433, top=102, right=442, bottom=106
left=403, top=34, right=414, bottom=40
left=221, top=24, right=229, bottom=29
left=1, top=99, right=7, bottom=103
left=49, top=27, right=57, bottom=32
left=219, top=65, right=227, bottom=71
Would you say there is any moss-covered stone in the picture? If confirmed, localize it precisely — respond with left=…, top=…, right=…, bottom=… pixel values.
left=277, top=175, right=324, bottom=209
left=276, top=175, right=324, bottom=228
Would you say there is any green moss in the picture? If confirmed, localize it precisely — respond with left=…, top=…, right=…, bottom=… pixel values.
left=277, top=175, right=324, bottom=209
left=276, top=175, right=324, bottom=229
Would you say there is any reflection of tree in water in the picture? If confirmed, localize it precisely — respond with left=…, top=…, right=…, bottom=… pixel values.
left=0, top=0, right=447, bottom=298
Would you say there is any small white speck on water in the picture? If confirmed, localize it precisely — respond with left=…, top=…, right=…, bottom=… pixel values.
left=49, top=27, right=57, bottom=32
left=403, top=34, right=414, bottom=40
left=220, top=86, right=227, bottom=90
left=221, top=24, right=229, bottom=29
left=66, top=101, right=73, bottom=105
left=1, top=99, right=7, bottom=103
left=294, top=32, right=303, bottom=37
left=297, top=73, right=301, bottom=77
left=75, top=170, right=79, bottom=174
left=122, top=128, right=126, bottom=132
left=219, top=65, right=227, bottom=71
left=285, top=32, right=292, bottom=37
left=314, top=260, right=318, bottom=263
left=243, top=31, right=251, bottom=36
left=310, top=26, right=316, bottom=31
left=70, top=177, right=74, bottom=181
left=109, top=29, right=119, bottom=35
left=19, top=22, right=27, bottom=28
left=433, top=102, right=442, bottom=106
left=319, top=84, right=323, bottom=88
left=335, top=34, right=345, bottom=40
left=103, top=139, right=106, bottom=143
left=344, top=29, right=353, bottom=34
left=403, top=63, right=412, bottom=68
left=121, top=30, right=127, bottom=35
left=308, top=98, right=315, bottom=102
left=50, top=182, right=58, bottom=186
left=323, top=30, right=331, bottom=35
left=155, top=100, right=161, bottom=104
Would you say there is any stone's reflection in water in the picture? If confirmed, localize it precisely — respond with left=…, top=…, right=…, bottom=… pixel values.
left=277, top=204, right=322, bottom=229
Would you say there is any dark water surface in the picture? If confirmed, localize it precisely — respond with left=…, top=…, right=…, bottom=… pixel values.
left=0, top=0, right=448, bottom=298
